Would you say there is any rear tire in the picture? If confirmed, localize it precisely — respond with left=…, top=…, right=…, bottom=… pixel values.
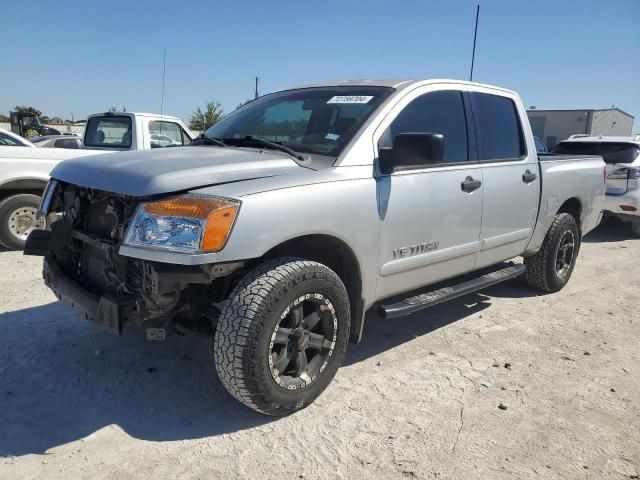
left=0, top=194, right=43, bottom=250
left=524, top=213, right=580, bottom=293
left=213, top=257, right=351, bottom=416
left=631, top=222, right=640, bottom=238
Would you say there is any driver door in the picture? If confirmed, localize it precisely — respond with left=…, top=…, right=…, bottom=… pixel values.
left=375, top=86, right=483, bottom=300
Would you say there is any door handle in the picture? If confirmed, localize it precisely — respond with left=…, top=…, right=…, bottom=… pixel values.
left=522, top=169, right=537, bottom=183
left=461, top=176, right=482, bottom=192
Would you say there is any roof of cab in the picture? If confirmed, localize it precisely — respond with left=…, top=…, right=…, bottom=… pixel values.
left=289, top=78, right=518, bottom=95
left=86, top=112, right=181, bottom=120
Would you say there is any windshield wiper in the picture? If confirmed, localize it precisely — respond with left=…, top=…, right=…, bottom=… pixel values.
left=191, top=133, right=226, bottom=147
left=226, top=136, right=305, bottom=161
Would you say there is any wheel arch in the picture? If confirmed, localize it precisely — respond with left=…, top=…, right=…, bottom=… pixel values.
left=0, top=177, right=48, bottom=200
left=265, top=234, right=365, bottom=343
left=557, top=197, right=583, bottom=231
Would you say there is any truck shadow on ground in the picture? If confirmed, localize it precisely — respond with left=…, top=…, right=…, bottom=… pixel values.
left=583, top=217, right=637, bottom=243
left=1, top=218, right=632, bottom=456
left=0, top=284, right=527, bottom=456
left=0, top=302, right=273, bottom=457
left=345, top=279, right=533, bottom=366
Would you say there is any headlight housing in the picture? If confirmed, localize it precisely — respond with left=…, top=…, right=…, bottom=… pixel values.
left=123, top=195, right=240, bottom=253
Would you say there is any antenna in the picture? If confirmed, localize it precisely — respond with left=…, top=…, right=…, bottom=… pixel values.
left=254, top=76, right=260, bottom=99
left=469, top=4, right=480, bottom=81
left=160, top=48, right=167, bottom=117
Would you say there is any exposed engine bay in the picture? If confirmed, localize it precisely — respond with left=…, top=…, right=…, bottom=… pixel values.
left=32, top=182, right=243, bottom=334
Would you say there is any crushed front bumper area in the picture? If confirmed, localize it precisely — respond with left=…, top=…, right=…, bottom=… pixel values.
left=43, top=257, right=141, bottom=334
left=26, top=228, right=241, bottom=334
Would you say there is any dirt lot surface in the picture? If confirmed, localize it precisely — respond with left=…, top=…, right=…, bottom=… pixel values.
left=0, top=220, right=638, bottom=480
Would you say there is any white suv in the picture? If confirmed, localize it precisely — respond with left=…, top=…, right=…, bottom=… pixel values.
left=553, top=136, right=640, bottom=237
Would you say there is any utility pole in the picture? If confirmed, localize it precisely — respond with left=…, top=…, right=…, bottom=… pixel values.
left=254, top=76, right=260, bottom=99
left=469, top=4, right=480, bottom=81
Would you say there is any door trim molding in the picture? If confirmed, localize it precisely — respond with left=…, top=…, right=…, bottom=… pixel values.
left=480, top=228, right=532, bottom=251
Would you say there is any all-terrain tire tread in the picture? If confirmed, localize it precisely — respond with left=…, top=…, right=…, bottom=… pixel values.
left=524, top=213, right=578, bottom=293
left=213, top=257, right=350, bottom=415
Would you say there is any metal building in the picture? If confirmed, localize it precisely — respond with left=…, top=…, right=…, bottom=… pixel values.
left=526, top=108, right=634, bottom=149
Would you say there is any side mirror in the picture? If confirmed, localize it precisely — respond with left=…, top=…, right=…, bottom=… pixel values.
left=379, top=133, right=444, bottom=175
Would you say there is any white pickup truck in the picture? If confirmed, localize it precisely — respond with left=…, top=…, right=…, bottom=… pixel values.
left=0, top=112, right=193, bottom=249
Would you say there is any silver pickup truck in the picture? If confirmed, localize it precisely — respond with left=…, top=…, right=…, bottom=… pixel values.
left=26, top=79, right=605, bottom=415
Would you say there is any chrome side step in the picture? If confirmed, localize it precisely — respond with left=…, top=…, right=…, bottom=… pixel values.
left=378, top=263, right=525, bottom=319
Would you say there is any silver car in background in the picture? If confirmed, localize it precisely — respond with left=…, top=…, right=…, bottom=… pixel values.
left=30, top=135, right=83, bottom=149
left=552, top=136, right=640, bottom=236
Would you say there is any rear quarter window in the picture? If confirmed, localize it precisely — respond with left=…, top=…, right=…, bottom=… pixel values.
left=84, top=116, right=132, bottom=148
left=471, top=92, right=526, bottom=161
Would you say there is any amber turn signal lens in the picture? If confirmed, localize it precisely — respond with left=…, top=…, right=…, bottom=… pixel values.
left=144, top=196, right=227, bottom=218
left=201, top=205, right=238, bottom=252
left=143, top=195, right=240, bottom=252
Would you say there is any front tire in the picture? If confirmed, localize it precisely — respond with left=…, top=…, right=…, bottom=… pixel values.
left=0, top=194, right=44, bottom=250
left=213, top=258, right=351, bottom=416
left=524, top=213, right=580, bottom=293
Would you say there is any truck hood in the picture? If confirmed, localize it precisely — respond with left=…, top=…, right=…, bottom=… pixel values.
left=50, top=146, right=303, bottom=196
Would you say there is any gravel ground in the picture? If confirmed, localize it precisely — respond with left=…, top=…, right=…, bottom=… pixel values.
left=0, top=220, right=638, bottom=480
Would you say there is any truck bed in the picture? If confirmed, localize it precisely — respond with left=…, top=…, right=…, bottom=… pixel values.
left=525, top=154, right=605, bottom=255
left=538, top=153, right=601, bottom=162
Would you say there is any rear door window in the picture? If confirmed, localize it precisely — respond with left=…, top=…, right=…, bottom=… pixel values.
left=84, top=116, right=132, bottom=148
left=471, top=92, right=525, bottom=161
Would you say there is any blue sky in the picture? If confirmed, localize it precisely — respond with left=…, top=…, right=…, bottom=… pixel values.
left=3, top=0, right=639, bottom=129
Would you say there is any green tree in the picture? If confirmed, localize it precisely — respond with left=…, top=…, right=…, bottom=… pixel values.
left=190, top=101, right=224, bottom=131
left=0, top=114, right=9, bottom=122
left=235, top=99, right=252, bottom=110
left=15, top=105, right=42, bottom=116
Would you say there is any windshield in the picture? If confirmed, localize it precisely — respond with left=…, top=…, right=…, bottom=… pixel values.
left=0, top=132, right=28, bottom=146
left=22, top=115, right=39, bottom=127
left=552, top=141, right=640, bottom=164
left=203, top=86, right=394, bottom=157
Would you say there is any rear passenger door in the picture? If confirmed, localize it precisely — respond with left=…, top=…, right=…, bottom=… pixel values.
left=471, top=90, right=540, bottom=269
left=375, top=86, right=483, bottom=300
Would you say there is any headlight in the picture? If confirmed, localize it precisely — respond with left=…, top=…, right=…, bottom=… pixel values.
left=123, top=195, right=240, bottom=253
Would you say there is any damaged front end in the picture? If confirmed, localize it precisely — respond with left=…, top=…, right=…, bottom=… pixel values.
left=25, top=181, right=242, bottom=334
